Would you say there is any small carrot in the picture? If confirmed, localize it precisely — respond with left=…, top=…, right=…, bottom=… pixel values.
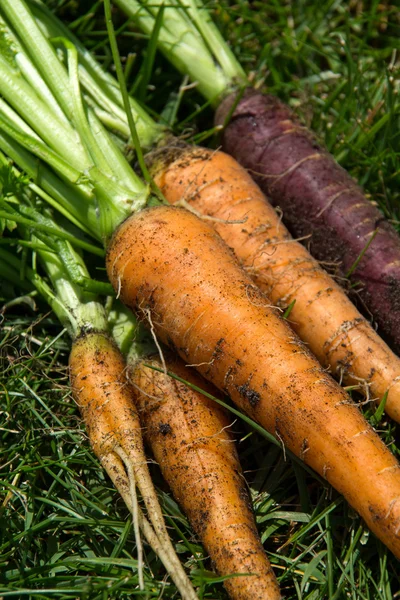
left=148, top=144, right=400, bottom=423
left=128, top=352, right=281, bottom=600
left=68, top=332, right=197, bottom=599
left=107, top=204, right=400, bottom=560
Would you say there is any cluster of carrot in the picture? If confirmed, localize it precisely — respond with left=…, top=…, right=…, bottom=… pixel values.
left=2, top=1, right=400, bottom=598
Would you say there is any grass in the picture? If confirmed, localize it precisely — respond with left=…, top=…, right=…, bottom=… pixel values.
left=1, top=0, right=400, bottom=598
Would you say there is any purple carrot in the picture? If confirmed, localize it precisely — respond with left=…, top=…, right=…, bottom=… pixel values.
left=215, top=90, right=400, bottom=353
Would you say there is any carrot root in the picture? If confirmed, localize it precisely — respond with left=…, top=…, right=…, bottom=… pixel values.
left=129, top=353, right=282, bottom=600
left=101, top=450, right=189, bottom=591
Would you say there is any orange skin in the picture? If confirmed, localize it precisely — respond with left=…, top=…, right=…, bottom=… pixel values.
left=149, top=146, right=400, bottom=422
left=69, top=332, right=144, bottom=468
left=130, top=354, right=281, bottom=600
left=107, top=205, right=400, bottom=559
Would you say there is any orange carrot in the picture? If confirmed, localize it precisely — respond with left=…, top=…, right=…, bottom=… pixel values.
left=69, top=331, right=198, bottom=599
left=128, top=352, right=281, bottom=600
left=107, top=204, right=400, bottom=559
left=147, top=144, right=400, bottom=422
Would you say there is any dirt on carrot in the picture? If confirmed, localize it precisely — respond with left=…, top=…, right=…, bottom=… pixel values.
left=69, top=332, right=150, bottom=478
left=106, top=204, right=400, bottom=560
left=146, top=143, right=400, bottom=423
left=129, top=352, right=281, bottom=600
left=215, top=89, right=400, bottom=356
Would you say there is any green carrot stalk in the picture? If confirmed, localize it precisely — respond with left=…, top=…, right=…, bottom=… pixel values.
left=0, top=0, right=149, bottom=241
left=112, top=0, right=246, bottom=105
left=27, top=0, right=164, bottom=148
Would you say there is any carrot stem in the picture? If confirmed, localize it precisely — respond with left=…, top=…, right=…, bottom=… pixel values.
left=113, top=0, right=246, bottom=104
left=26, top=0, right=163, bottom=148
left=103, top=0, right=152, bottom=185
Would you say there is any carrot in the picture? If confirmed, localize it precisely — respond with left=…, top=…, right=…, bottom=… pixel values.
left=147, top=144, right=400, bottom=422
left=128, top=352, right=281, bottom=600
left=107, top=204, right=400, bottom=560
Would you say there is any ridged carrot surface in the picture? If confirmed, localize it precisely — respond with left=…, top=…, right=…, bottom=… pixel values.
left=70, top=333, right=142, bottom=462
left=129, top=354, right=281, bottom=600
left=106, top=205, right=400, bottom=559
left=149, top=144, right=400, bottom=423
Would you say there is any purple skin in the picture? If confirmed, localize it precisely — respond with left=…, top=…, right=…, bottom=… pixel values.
left=215, top=89, right=400, bottom=354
